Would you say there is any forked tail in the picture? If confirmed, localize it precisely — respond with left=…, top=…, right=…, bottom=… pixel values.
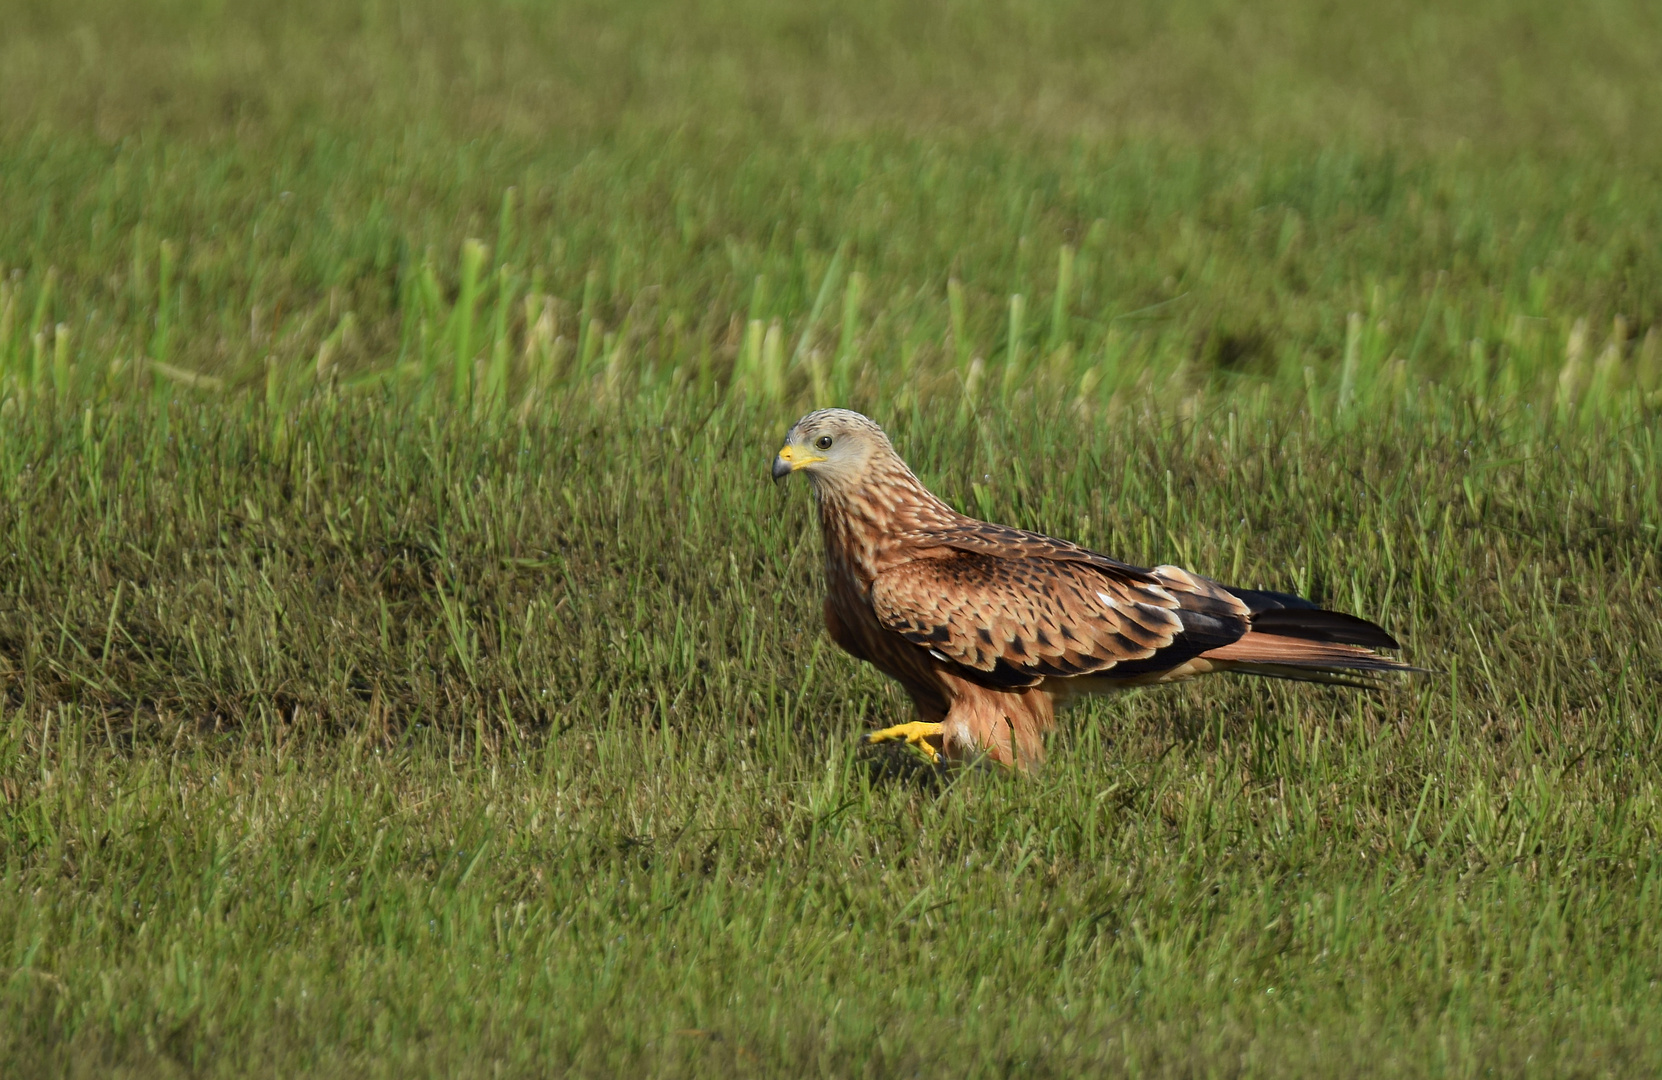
left=1202, top=586, right=1419, bottom=687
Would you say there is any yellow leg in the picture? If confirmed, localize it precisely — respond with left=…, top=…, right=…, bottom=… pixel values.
left=861, top=721, right=944, bottom=763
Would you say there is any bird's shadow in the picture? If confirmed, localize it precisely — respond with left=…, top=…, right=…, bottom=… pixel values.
left=855, top=742, right=953, bottom=791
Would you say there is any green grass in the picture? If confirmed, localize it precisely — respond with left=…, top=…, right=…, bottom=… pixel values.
left=2, top=1, right=1661, bottom=1075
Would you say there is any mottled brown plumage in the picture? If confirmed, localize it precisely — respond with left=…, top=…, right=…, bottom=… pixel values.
left=772, top=409, right=1412, bottom=769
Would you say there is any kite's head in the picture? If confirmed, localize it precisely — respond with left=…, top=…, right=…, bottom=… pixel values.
left=772, top=408, right=893, bottom=488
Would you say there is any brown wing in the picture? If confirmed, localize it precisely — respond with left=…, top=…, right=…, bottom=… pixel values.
left=926, top=520, right=1163, bottom=584
left=870, top=552, right=1251, bottom=689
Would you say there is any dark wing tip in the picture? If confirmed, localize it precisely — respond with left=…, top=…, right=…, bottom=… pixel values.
left=1247, top=608, right=1402, bottom=651
left=1223, top=586, right=1321, bottom=613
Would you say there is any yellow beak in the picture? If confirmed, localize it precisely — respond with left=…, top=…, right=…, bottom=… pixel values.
left=771, top=444, right=825, bottom=482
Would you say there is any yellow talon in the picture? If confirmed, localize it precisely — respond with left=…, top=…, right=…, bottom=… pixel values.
left=861, top=721, right=945, bottom=763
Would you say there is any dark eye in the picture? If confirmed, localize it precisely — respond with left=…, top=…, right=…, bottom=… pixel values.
left=815, top=435, right=833, bottom=450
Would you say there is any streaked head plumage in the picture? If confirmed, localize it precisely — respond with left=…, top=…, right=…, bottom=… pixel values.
left=772, top=409, right=895, bottom=487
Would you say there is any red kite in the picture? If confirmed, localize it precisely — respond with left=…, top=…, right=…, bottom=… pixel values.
left=773, top=409, right=1411, bottom=769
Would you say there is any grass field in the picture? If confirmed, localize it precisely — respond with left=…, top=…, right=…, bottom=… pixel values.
left=3, top=1, right=1661, bottom=1076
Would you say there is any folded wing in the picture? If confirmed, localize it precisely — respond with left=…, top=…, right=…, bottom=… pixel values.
left=870, top=551, right=1253, bottom=689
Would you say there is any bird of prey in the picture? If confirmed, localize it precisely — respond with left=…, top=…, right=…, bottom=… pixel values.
left=772, top=408, right=1412, bottom=769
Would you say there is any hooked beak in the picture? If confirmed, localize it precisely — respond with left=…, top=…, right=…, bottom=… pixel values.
left=772, top=444, right=824, bottom=483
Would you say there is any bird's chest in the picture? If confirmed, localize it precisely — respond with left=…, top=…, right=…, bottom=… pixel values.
left=819, top=508, right=882, bottom=601
left=823, top=550, right=878, bottom=640
left=815, top=495, right=951, bottom=697
left=822, top=548, right=943, bottom=692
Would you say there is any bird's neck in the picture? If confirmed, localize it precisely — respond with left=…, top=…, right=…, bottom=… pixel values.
left=813, top=456, right=960, bottom=583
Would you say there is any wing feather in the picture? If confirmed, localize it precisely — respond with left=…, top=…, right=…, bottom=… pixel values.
left=930, top=522, right=1163, bottom=584
left=870, top=551, right=1247, bottom=687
